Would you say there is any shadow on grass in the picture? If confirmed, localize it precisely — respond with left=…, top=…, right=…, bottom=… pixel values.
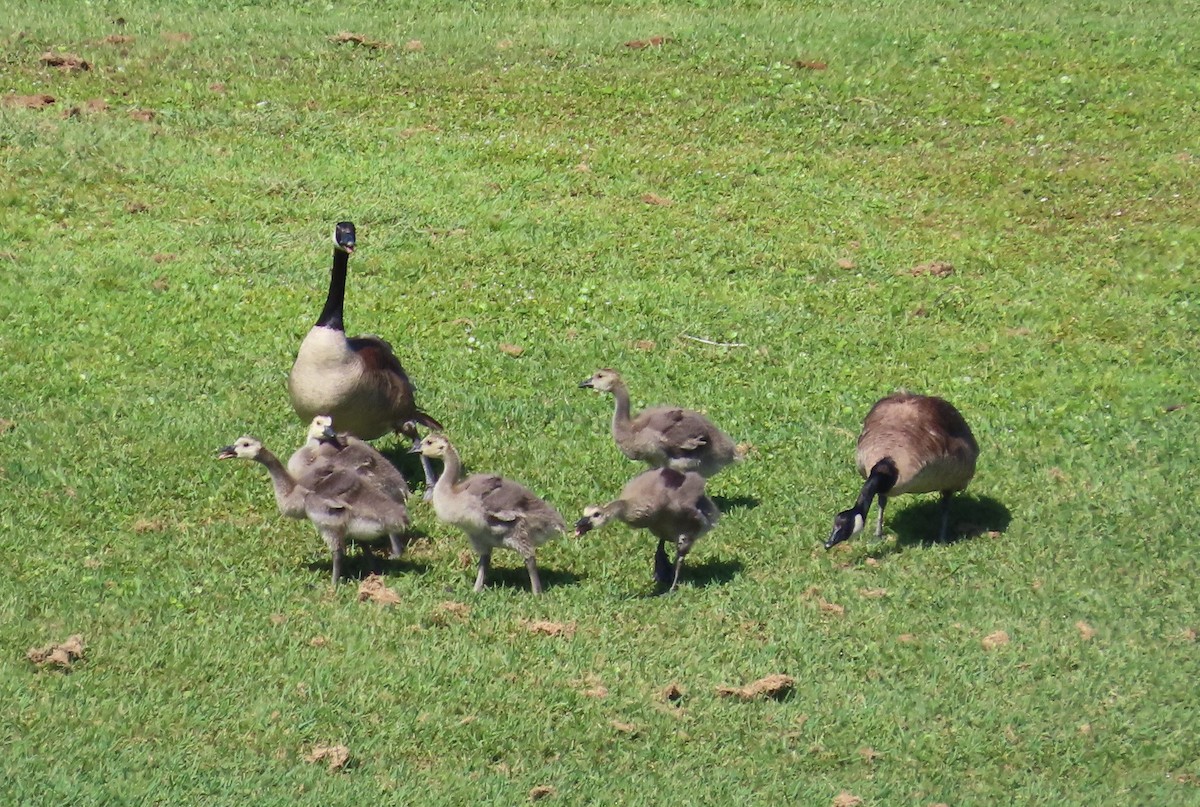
left=712, top=494, right=760, bottom=514
left=864, top=494, right=1012, bottom=560
left=474, top=563, right=584, bottom=593
left=304, top=530, right=434, bottom=580
left=378, top=443, right=435, bottom=497
left=627, top=554, right=745, bottom=598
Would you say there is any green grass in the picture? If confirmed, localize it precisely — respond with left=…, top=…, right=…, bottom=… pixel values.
left=2, top=0, right=1198, bottom=803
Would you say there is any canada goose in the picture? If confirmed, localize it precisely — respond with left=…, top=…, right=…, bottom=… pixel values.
left=574, top=467, right=718, bottom=592
left=579, top=368, right=743, bottom=478
left=288, top=415, right=412, bottom=557
left=218, top=434, right=411, bottom=585
left=414, top=434, right=565, bottom=595
left=825, top=392, right=979, bottom=549
left=288, top=221, right=443, bottom=495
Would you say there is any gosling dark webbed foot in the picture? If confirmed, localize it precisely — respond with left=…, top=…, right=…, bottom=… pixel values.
left=653, top=540, right=673, bottom=586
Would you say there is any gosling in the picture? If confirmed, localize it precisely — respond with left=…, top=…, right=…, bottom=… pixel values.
left=579, top=368, right=743, bottom=478
left=218, top=435, right=411, bottom=585
left=575, top=466, right=719, bottom=592
left=414, top=434, right=565, bottom=595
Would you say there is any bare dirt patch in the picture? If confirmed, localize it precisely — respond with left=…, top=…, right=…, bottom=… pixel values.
left=328, top=31, right=389, bottom=49
left=27, top=635, right=85, bottom=669
left=716, top=673, right=794, bottom=701
left=430, top=601, right=470, bottom=625
left=833, top=792, right=863, bottom=807
left=303, top=744, right=350, bottom=771
left=529, top=785, right=556, bottom=801
left=40, top=52, right=90, bottom=71
left=162, top=32, right=193, bottom=43
left=642, top=192, right=672, bottom=206
left=129, top=109, right=156, bottom=122
left=624, top=36, right=670, bottom=49
left=909, top=260, right=955, bottom=278
left=131, top=517, right=167, bottom=533
left=357, top=574, right=401, bottom=605
left=4, top=93, right=56, bottom=110
left=610, top=720, right=639, bottom=735
left=521, top=619, right=576, bottom=638
left=794, top=59, right=828, bottom=70
left=576, top=673, right=608, bottom=698
left=102, top=34, right=135, bottom=45
left=858, top=587, right=888, bottom=599
left=1076, top=621, right=1097, bottom=640
left=660, top=682, right=685, bottom=703
left=981, top=630, right=1010, bottom=650
left=499, top=342, right=524, bottom=357
left=818, top=597, right=846, bottom=616
left=404, top=39, right=425, bottom=52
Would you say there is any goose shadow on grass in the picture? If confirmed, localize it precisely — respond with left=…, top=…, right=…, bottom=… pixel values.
left=304, top=530, right=434, bottom=581
left=469, top=564, right=584, bottom=594
left=378, top=444, right=436, bottom=495
left=712, top=495, right=760, bottom=514
left=628, top=554, right=745, bottom=598
left=864, top=494, right=1012, bottom=560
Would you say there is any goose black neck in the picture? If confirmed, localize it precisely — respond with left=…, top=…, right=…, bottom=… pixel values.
left=315, top=248, right=348, bottom=330
left=855, top=458, right=899, bottom=512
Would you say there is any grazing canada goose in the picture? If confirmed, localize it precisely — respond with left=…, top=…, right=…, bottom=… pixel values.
left=414, top=434, right=565, bottom=595
left=575, top=467, right=719, bottom=592
left=288, top=221, right=443, bottom=495
left=579, top=368, right=743, bottom=478
left=826, top=392, right=979, bottom=549
left=288, top=415, right=412, bottom=557
left=218, top=434, right=411, bottom=585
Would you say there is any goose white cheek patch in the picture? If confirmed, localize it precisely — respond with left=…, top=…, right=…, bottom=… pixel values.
left=851, top=513, right=865, bottom=537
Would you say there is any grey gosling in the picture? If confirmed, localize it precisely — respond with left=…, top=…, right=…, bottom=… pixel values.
left=575, top=466, right=719, bottom=592
left=288, top=414, right=412, bottom=558
left=826, top=392, right=979, bottom=549
left=414, top=434, right=565, bottom=595
left=288, top=221, right=443, bottom=496
left=218, top=435, right=411, bottom=585
left=579, top=368, right=743, bottom=478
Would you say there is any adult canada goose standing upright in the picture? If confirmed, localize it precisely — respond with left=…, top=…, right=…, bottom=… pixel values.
left=414, top=434, right=566, bottom=595
left=288, top=221, right=443, bottom=495
left=218, top=434, right=411, bottom=585
left=826, top=392, right=979, bottom=549
left=579, top=368, right=743, bottom=478
left=575, top=466, right=719, bottom=592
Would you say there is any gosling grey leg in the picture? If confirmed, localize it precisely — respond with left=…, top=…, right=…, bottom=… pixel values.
left=474, top=552, right=492, bottom=592
left=525, top=555, right=543, bottom=595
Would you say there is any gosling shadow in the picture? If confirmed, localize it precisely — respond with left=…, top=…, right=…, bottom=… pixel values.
left=712, top=495, right=760, bottom=514
left=378, top=444, right=436, bottom=496
left=304, top=530, right=434, bottom=580
left=634, top=554, right=744, bottom=598
left=477, top=564, right=584, bottom=594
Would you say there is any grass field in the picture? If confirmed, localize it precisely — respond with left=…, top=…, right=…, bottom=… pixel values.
left=2, top=0, right=1198, bottom=803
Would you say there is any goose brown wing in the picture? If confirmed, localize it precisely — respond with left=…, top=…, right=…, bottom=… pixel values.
left=348, top=335, right=418, bottom=412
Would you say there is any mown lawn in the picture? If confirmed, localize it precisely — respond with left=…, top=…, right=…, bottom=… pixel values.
left=1, top=0, right=1197, bottom=803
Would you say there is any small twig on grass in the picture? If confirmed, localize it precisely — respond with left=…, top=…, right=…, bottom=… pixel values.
left=679, top=334, right=748, bottom=348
